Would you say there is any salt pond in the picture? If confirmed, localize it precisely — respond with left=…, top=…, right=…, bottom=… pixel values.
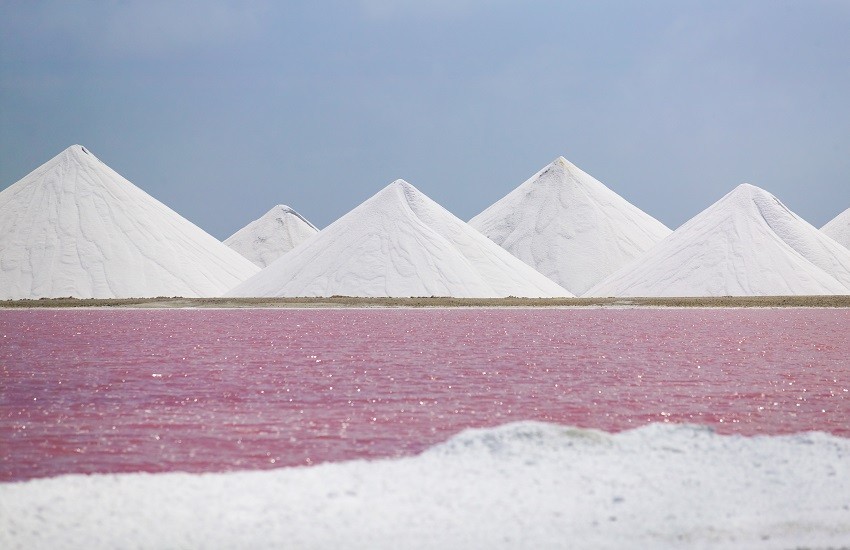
left=2, top=308, right=848, bottom=481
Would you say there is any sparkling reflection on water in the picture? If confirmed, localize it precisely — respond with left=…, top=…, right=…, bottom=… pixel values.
left=1, top=308, right=848, bottom=481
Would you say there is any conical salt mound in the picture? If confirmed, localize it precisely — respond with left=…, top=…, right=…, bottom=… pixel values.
left=469, top=156, right=671, bottom=296
left=224, top=204, right=318, bottom=268
left=822, top=207, right=850, bottom=250
left=227, top=180, right=572, bottom=298
left=0, top=145, right=259, bottom=299
left=586, top=184, right=850, bottom=297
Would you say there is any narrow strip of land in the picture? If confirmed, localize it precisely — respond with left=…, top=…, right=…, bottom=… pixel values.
left=2, top=296, right=850, bottom=308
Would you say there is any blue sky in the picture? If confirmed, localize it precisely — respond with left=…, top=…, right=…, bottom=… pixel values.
left=2, top=1, right=848, bottom=239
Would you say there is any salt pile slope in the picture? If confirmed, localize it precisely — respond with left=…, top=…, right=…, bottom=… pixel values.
left=0, top=145, right=259, bottom=299
left=822, top=207, right=850, bottom=250
left=3, top=422, right=849, bottom=549
left=227, top=180, right=571, bottom=298
left=587, top=183, right=850, bottom=297
left=224, top=205, right=318, bottom=268
left=469, top=157, right=671, bottom=296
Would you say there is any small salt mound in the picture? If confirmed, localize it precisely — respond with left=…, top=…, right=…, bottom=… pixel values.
left=226, top=180, right=571, bottom=298
left=586, top=183, right=850, bottom=297
left=2, top=422, right=848, bottom=549
left=469, top=157, right=671, bottom=296
left=822, top=207, right=850, bottom=250
left=224, top=205, right=319, bottom=268
left=0, top=145, right=259, bottom=299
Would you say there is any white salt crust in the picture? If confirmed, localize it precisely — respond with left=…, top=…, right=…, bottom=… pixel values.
left=2, top=422, right=848, bottom=549
left=0, top=145, right=259, bottom=299
left=470, top=157, right=671, bottom=296
left=586, top=183, right=850, bottom=297
left=822, top=207, right=850, bottom=250
left=225, top=204, right=318, bottom=268
left=227, top=180, right=571, bottom=298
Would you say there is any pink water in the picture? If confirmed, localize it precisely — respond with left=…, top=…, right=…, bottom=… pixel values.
left=2, top=308, right=848, bottom=482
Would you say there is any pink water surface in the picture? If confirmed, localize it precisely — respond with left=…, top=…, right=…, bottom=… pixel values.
left=2, top=308, right=849, bottom=481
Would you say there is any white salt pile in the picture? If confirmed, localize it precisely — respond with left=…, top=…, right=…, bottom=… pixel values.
left=227, top=180, right=571, bottom=298
left=0, top=145, right=259, bottom=299
left=586, top=183, right=850, bottom=297
left=224, top=204, right=318, bottom=268
left=822, top=207, right=850, bottom=250
left=2, top=421, right=848, bottom=549
left=469, top=157, right=671, bottom=296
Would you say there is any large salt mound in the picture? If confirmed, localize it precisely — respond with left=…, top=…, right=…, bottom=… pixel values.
left=227, top=180, right=571, bottom=298
left=2, top=422, right=849, bottom=549
left=0, top=145, right=259, bottom=299
left=469, top=156, right=671, bottom=296
left=822, top=207, right=850, bottom=250
left=224, top=204, right=318, bottom=268
left=586, top=183, right=850, bottom=297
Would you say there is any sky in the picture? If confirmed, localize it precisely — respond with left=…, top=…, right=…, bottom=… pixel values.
left=1, top=0, right=849, bottom=239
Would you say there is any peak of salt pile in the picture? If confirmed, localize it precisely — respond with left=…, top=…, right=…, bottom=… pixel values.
left=822, top=207, right=850, bottom=250
left=224, top=205, right=318, bottom=268
left=0, top=145, right=259, bottom=299
left=586, top=183, right=850, bottom=297
left=227, top=179, right=572, bottom=298
left=469, top=156, right=671, bottom=296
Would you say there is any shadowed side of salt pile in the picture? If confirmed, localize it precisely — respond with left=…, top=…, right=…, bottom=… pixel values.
left=822, top=206, right=850, bottom=250
left=224, top=204, right=319, bottom=268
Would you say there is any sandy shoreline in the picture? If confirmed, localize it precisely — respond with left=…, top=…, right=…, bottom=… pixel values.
left=2, top=295, right=850, bottom=309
